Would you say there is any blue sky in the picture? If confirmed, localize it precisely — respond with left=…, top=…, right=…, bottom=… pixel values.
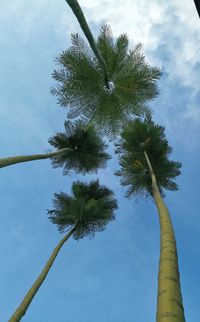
left=0, top=1, right=200, bottom=321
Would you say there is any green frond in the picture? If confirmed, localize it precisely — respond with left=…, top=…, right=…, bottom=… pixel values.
left=48, top=180, right=118, bottom=240
left=48, top=120, right=111, bottom=174
left=110, top=33, right=129, bottom=75
left=52, top=25, right=161, bottom=136
left=97, top=25, right=115, bottom=75
left=71, top=32, right=86, bottom=52
left=70, top=32, right=95, bottom=62
left=115, top=118, right=182, bottom=198
left=99, top=24, right=113, bottom=43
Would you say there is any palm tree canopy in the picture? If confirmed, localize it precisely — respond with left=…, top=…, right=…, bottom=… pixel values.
left=115, top=118, right=181, bottom=198
left=48, top=120, right=111, bottom=174
left=51, top=25, right=161, bottom=136
left=48, top=180, right=118, bottom=240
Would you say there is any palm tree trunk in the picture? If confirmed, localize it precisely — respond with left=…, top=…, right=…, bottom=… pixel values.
left=144, top=150, right=185, bottom=322
left=65, top=0, right=110, bottom=89
left=193, top=0, right=200, bottom=18
left=0, top=148, right=70, bottom=169
left=8, top=227, right=76, bottom=322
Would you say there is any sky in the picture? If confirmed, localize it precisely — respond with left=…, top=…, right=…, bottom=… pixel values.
left=0, top=1, right=200, bottom=321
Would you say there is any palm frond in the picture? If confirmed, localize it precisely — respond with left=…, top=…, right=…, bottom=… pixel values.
left=115, top=118, right=182, bottom=198
left=48, top=180, right=118, bottom=240
left=52, top=25, right=161, bottom=136
left=48, top=120, right=111, bottom=174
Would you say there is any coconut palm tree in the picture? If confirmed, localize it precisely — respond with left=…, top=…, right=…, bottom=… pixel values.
left=0, top=121, right=110, bottom=173
left=115, top=118, right=185, bottom=322
left=52, top=24, right=161, bottom=135
left=9, top=180, right=118, bottom=322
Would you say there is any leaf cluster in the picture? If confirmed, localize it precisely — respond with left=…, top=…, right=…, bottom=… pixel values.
left=49, top=120, right=111, bottom=174
left=51, top=25, right=161, bottom=136
left=115, top=118, right=182, bottom=198
left=48, top=180, right=118, bottom=240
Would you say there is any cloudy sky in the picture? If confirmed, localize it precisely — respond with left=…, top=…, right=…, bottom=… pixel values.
left=0, top=1, right=200, bottom=321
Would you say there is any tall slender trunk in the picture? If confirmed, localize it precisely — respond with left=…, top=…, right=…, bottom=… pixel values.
left=0, top=148, right=70, bottom=169
left=144, top=150, right=185, bottom=322
left=9, top=227, right=76, bottom=322
left=65, top=0, right=110, bottom=89
left=193, top=0, right=200, bottom=17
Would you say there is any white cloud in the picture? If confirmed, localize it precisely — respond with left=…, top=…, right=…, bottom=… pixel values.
left=184, top=104, right=200, bottom=122
left=78, top=0, right=200, bottom=92
left=77, top=0, right=200, bottom=149
left=1, top=0, right=200, bottom=149
left=2, top=0, right=199, bottom=91
left=0, top=0, right=77, bottom=42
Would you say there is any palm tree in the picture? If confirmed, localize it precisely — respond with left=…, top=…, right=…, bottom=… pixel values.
left=0, top=121, right=110, bottom=173
left=52, top=24, right=161, bottom=135
left=9, top=180, right=118, bottom=322
left=115, top=118, right=186, bottom=322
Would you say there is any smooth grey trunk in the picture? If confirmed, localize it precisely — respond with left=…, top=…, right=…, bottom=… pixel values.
left=144, top=150, right=185, bottom=322
left=0, top=148, right=70, bottom=169
left=65, top=0, right=110, bottom=89
left=9, top=227, right=76, bottom=322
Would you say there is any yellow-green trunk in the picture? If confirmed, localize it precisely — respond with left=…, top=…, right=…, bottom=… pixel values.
left=143, top=150, right=185, bottom=321
left=9, top=228, right=75, bottom=322
left=153, top=185, right=185, bottom=322
left=0, top=148, right=69, bottom=169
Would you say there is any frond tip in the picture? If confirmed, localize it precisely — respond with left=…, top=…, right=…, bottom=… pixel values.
left=48, top=180, right=118, bottom=240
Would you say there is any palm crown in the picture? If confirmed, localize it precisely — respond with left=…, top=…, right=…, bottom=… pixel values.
left=48, top=180, right=118, bottom=240
left=115, top=118, right=181, bottom=198
left=51, top=25, right=161, bottom=136
left=48, top=120, right=110, bottom=174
